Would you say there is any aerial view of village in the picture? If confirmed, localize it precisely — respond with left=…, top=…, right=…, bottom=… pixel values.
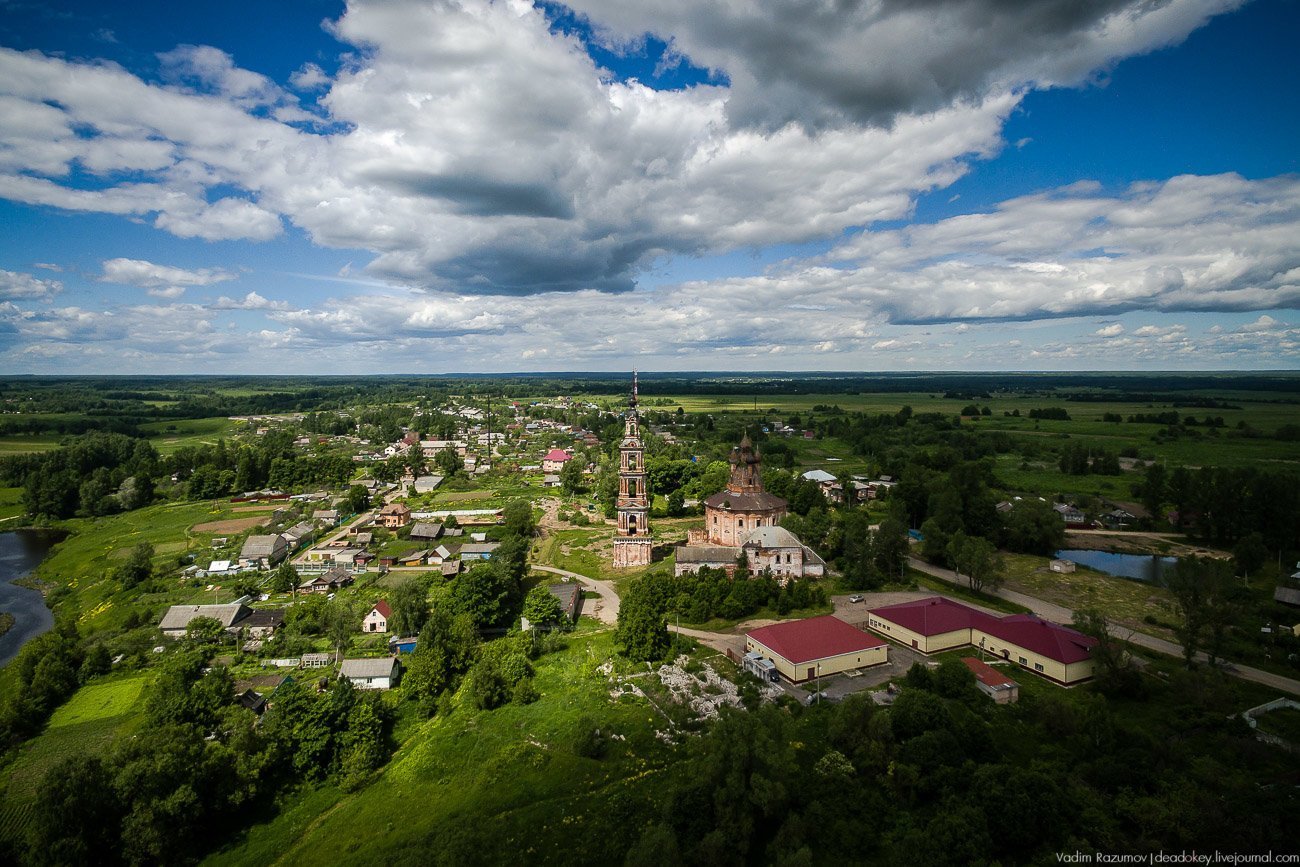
left=0, top=0, right=1298, bottom=864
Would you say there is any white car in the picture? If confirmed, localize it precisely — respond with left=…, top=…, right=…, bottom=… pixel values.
left=848, top=594, right=864, bottom=603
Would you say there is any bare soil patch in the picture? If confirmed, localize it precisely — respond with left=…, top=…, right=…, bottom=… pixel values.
left=192, top=516, right=267, bottom=534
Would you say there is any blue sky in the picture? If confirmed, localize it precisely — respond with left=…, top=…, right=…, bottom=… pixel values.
left=0, top=0, right=1296, bottom=373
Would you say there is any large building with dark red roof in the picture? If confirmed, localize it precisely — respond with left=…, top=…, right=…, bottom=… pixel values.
left=745, top=615, right=888, bottom=683
left=867, top=596, right=1097, bottom=685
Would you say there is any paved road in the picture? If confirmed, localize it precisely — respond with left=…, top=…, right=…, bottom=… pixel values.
left=908, top=556, right=1300, bottom=697
left=532, top=565, right=620, bottom=625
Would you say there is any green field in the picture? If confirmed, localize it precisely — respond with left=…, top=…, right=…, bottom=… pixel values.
left=206, top=629, right=679, bottom=867
left=46, top=674, right=149, bottom=729
left=0, top=437, right=61, bottom=455
left=0, top=671, right=151, bottom=844
left=0, top=487, right=23, bottom=522
left=31, top=499, right=272, bottom=631
left=1000, top=553, right=1177, bottom=638
left=140, top=416, right=241, bottom=454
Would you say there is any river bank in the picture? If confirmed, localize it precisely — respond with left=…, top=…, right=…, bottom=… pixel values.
left=0, top=529, right=66, bottom=667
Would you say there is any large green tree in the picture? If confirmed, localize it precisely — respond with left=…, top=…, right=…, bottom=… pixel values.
left=946, top=532, right=1003, bottom=594
left=616, top=576, right=670, bottom=662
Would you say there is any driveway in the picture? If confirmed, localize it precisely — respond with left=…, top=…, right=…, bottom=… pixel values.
left=533, top=564, right=620, bottom=625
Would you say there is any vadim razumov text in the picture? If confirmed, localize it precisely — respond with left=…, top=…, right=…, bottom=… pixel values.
left=1057, top=853, right=1300, bottom=865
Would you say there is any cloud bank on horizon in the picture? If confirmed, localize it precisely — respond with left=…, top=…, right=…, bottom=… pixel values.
left=0, top=0, right=1296, bottom=372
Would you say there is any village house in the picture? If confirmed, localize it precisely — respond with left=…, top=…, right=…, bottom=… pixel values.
left=1053, top=502, right=1088, bottom=527
left=312, top=509, right=340, bottom=527
left=363, top=600, right=392, bottom=633
left=298, top=567, right=354, bottom=594
left=158, top=603, right=250, bottom=638
left=239, top=608, right=285, bottom=639
left=378, top=502, right=412, bottom=528
left=460, top=542, right=500, bottom=561
left=238, top=534, right=289, bottom=569
left=801, top=469, right=843, bottom=503
left=281, top=521, right=316, bottom=548
left=409, top=521, right=443, bottom=541
left=541, top=448, right=573, bottom=473
left=340, top=657, right=401, bottom=690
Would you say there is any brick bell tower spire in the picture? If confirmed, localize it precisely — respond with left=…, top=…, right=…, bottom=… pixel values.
left=612, top=370, right=652, bottom=568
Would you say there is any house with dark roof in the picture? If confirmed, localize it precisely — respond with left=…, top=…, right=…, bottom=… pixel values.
left=298, top=567, right=353, bottom=594
left=867, top=596, right=1097, bottom=685
left=547, top=582, right=582, bottom=622
left=745, top=615, right=888, bottom=683
left=409, top=521, right=443, bottom=541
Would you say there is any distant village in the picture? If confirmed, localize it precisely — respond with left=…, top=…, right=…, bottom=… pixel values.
left=154, top=386, right=1102, bottom=712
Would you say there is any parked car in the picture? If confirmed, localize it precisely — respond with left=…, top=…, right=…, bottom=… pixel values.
left=848, top=594, right=864, bottom=603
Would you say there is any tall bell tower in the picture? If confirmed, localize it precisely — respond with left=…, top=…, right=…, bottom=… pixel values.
left=612, top=371, right=653, bottom=568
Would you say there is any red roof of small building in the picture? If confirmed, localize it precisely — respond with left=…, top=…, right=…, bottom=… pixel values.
left=370, top=600, right=393, bottom=619
left=543, top=449, right=572, bottom=462
left=961, top=657, right=1017, bottom=689
left=747, top=615, right=885, bottom=665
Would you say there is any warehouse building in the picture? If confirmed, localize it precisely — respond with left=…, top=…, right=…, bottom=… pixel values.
left=745, top=615, right=888, bottom=684
left=866, top=597, right=1097, bottom=685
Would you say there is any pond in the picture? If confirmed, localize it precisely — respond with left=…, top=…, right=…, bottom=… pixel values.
left=0, top=529, right=66, bottom=667
left=1054, top=548, right=1178, bottom=583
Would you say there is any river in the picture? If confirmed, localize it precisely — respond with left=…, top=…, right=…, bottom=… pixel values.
left=0, top=529, right=65, bottom=667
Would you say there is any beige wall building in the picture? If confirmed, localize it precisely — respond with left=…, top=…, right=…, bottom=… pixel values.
left=745, top=615, right=888, bottom=683
left=867, top=596, right=1097, bottom=685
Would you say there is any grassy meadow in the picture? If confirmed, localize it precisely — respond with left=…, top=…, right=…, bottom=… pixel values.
left=206, top=628, right=681, bottom=867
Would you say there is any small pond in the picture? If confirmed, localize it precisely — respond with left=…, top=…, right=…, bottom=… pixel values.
left=1054, top=548, right=1178, bottom=583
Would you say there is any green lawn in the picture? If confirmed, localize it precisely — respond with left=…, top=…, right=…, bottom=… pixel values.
left=0, top=671, right=151, bottom=845
left=205, top=630, right=676, bottom=867
left=0, top=487, right=24, bottom=522
left=46, top=673, right=149, bottom=729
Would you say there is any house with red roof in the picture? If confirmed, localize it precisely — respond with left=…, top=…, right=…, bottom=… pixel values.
left=541, top=449, right=573, bottom=473
left=363, top=599, right=393, bottom=634
left=961, top=657, right=1019, bottom=704
left=745, top=615, right=888, bottom=683
left=866, top=596, right=1097, bottom=685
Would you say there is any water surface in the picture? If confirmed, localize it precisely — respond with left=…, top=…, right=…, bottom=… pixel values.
left=0, top=529, right=65, bottom=667
left=1055, top=548, right=1177, bottom=583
